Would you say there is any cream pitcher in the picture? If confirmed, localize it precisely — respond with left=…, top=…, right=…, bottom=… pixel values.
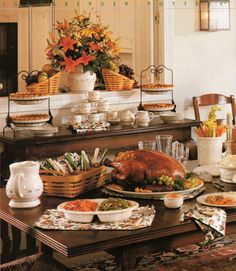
left=6, top=161, right=43, bottom=208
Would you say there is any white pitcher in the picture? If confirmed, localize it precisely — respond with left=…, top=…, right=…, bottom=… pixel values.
left=6, top=161, right=43, bottom=208
left=135, top=111, right=154, bottom=126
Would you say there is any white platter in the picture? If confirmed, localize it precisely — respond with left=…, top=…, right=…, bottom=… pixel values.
left=105, top=180, right=204, bottom=199
left=196, top=192, right=236, bottom=208
left=57, top=198, right=139, bottom=223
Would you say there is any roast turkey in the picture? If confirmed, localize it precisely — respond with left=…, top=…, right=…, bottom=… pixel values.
left=105, top=150, right=186, bottom=188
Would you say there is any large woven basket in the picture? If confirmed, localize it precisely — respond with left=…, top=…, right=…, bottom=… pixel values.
left=40, top=166, right=107, bottom=198
left=122, top=76, right=134, bottom=90
left=102, top=69, right=124, bottom=91
left=26, top=72, right=61, bottom=95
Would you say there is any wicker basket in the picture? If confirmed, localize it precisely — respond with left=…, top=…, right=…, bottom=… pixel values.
left=40, top=166, right=107, bottom=198
left=122, top=76, right=134, bottom=90
left=102, top=69, right=124, bottom=91
left=26, top=72, right=61, bottom=95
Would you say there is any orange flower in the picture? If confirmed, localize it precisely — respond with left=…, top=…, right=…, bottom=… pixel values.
left=61, top=55, right=81, bottom=72
left=57, top=19, right=70, bottom=32
left=59, top=36, right=77, bottom=52
left=89, top=42, right=101, bottom=51
left=77, top=51, right=95, bottom=66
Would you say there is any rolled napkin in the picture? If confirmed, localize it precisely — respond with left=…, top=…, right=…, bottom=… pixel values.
left=184, top=204, right=226, bottom=244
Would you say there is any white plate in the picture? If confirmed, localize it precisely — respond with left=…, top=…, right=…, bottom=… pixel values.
left=143, top=105, right=175, bottom=112
left=142, top=87, right=174, bottom=92
left=220, top=178, right=236, bottom=184
left=107, top=118, right=121, bottom=125
left=57, top=198, right=139, bottom=223
left=196, top=192, right=236, bottom=208
left=106, top=181, right=204, bottom=199
left=30, top=126, right=58, bottom=136
left=193, top=165, right=220, bottom=177
left=11, top=96, right=48, bottom=105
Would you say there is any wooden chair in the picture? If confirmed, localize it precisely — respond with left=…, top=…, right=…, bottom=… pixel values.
left=192, top=93, right=236, bottom=124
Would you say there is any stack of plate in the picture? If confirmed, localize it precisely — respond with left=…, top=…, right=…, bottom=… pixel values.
left=30, top=126, right=58, bottom=137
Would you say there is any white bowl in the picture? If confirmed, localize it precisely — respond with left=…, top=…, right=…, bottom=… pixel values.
left=57, top=198, right=139, bottom=223
left=164, top=193, right=184, bottom=209
left=159, top=112, right=184, bottom=123
left=218, top=155, right=236, bottom=183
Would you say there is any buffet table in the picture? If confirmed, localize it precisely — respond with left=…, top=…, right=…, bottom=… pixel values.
left=1, top=182, right=236, bottom=271
left=0, top=118, right=200, bottom=181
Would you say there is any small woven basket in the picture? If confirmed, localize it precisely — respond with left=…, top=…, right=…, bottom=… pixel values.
left=26, top=72, right=61, bottom=95
left=102, top=69, right=124, bottom=91
left=40, top=166, right=107, bottom=198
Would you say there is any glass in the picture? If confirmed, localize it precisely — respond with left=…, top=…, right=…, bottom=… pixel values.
left=156, top=135, right=173, bottom=155
left=138, top=141, right=156, bottom=150
left=171, top=141, right=189, bottom=164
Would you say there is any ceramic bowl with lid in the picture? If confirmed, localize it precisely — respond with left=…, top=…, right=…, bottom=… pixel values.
left=159, top=112, right=184, bottom=123
left=218, top=155, right=236, bottom=183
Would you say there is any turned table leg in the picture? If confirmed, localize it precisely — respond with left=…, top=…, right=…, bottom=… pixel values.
left=0, top=220, right=11, bottom=263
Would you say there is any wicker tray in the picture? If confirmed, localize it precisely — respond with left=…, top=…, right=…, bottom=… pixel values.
left=40, top=166, right=107, bottom=198
left=26, top=72, right=61, bottom=95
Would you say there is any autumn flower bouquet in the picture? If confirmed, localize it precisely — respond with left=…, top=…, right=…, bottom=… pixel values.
left=46, top=13, right=120, bottom=78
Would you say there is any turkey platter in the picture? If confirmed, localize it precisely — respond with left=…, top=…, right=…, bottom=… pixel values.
left=105, top=150, right=203, bottom=193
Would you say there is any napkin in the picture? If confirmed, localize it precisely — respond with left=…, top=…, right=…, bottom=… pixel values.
left=184, top=204, right=226, bottom=244
left=34, top=206, right=155, bottom=231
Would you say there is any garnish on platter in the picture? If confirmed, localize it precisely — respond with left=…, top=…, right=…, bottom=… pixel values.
left=104, top=150, right=204, bottom=194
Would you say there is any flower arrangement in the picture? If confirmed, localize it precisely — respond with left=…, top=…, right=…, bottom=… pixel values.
left=195, top=106, right=227, bottom=137
left=46, top=13, right=120, bottom=76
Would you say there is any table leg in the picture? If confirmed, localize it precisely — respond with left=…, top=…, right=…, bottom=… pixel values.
left=107, top=248, right=137, bottom=271
left=0, top=220, right=11, bottom=263
left=9, top=226, right=21, bottom=261
left=26, top=234, right=37, bottom=255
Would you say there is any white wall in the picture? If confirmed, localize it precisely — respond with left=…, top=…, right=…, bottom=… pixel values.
left=172, top=0, right=236, bottom=120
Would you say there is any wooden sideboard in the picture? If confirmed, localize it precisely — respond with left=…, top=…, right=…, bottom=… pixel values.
left=0, top=118, right=200, bottom=180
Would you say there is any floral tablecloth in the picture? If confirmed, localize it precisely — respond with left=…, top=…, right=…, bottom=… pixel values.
left=34, top=206, right=155, bottom=230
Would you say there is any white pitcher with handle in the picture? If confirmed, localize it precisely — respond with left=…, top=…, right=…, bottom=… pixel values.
left=6, top=161, right=43, bottom=208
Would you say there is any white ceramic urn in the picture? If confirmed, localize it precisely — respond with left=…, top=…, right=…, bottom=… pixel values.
left=6, top=161, right=43, bottom=208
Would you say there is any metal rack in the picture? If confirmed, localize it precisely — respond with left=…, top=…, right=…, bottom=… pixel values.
left=138, top=64, right=176, bottom=112
left=3, top=71, right=53, bottom=138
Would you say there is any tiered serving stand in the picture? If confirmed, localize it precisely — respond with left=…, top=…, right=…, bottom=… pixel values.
left=138, top=64, right=176, bottom=113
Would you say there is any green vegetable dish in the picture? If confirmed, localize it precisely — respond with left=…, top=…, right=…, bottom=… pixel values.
left=98, top=198, right=132, bottom=211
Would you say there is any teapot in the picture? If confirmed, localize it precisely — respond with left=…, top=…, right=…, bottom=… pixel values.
left=135, top=111, right=154, bottom=126
left=6, top=161, right=43, bottom=208
left=121, top=110, right=135, bottom=125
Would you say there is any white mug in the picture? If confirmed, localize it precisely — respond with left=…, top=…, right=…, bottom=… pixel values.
left=68, top=114, right=82, bottom=124
left=88, top=113, right=100, bottom=123
left=98, top=100, right=109, bottom=112
left=106, top=111, right=118, bottom=121
left=79, top=102, right=91, bottom=114
left=86, top=91, right=101, bottom=102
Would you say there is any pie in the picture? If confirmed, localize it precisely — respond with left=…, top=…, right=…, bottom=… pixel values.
left=10, top=92, right=47, bottom=100
left=10, top=114, right=50, bottom=123
left=143, top=103, right=175, bottom=111
left=141, top=84, right=174, bottom=89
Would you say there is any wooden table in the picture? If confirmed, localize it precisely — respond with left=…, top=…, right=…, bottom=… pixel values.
left=0, top=118, right=200, bottom=181
left=1, top=182, right=236, bottom=270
